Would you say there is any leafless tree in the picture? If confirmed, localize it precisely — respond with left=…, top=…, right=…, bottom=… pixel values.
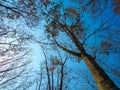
left=0, top=17, right=34, bottom=90
left=35, top=44, right=75, bottom=90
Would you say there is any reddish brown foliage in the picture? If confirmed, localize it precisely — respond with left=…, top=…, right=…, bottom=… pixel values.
left=54, top=60, right=61, bottom=65
left=66, top=8, right=80, bottom=17
left=113, top=0, right=120, bottom=15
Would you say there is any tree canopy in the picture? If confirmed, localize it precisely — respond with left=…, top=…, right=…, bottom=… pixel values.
left=0, top=0, right=120, bottom=90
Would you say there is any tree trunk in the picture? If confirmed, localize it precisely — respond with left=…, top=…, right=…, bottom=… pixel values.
left=83, top=53, right=119, bottom=90
left=59, top=64, right=64, bottom=90
left=51, top=71, right=54, bottom=90
left=45, top=60, right=51, bottom=90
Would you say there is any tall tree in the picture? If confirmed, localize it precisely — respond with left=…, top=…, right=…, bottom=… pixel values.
left=35, top=44, right=74, bottom=90
left=39, top=1, right=120, bottom=90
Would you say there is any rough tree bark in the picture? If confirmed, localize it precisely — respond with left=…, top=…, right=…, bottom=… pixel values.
left=83, top=53, right=119, bottom=90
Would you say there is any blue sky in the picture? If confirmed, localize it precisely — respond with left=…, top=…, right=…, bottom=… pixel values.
left=30, top=0, right=120, bottom=89
left=0, top=0, right=120, bottom=90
